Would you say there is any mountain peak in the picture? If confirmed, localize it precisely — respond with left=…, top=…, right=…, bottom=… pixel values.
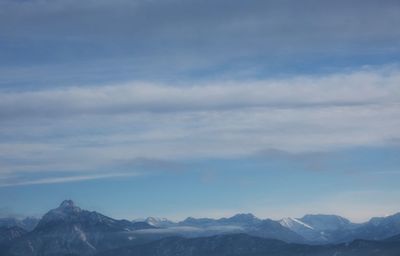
left=230, top=213, right=257, bottom=220
left=55, top=200, right=81, bottom=214
left=299, top=214, right=353, bottom=231
left=59, top=200, right=76, bottom=208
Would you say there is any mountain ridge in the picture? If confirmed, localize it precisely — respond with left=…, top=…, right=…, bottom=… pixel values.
left=2, top=200, right=400, bottom=256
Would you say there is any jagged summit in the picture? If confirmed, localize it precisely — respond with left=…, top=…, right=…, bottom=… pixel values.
left=59, top=199, right=76, bottom=208
left=35, top=200, right=155, bottom=233
left=51, top=200, right=82, bottom=215
left=35, top=200, right=83, bottom=229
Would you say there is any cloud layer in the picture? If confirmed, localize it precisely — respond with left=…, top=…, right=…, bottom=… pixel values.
left=1, top=1, right=400, bottom=187
left=1, top=66, right=399, bottom=118
left=0, top=66, right=399, bottom=186
left=1, top=0, right=400, bottom=86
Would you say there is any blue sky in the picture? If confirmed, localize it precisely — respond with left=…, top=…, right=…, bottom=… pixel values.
left=0, top=0, right=400, bottom=222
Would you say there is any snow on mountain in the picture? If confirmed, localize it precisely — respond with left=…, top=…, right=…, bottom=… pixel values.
left=36, top=200, right=155, bottom=232
left=2, top=199, right=400, bottom=256
left=299, top=214, right=354, bottom=231
left=155, top=213, right=303, bottom=243
left=279, top=217, right=330, bottom=242
left=6, top=200, right=156, bottom=256
left=143, top=217, right=176, bottom=228
left=280, top=217, right=314, bottom=230
left=249, top=219, right=305, bottom=243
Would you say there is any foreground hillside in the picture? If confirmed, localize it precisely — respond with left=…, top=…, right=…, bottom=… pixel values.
left=96, top=234, right=400, bottom=256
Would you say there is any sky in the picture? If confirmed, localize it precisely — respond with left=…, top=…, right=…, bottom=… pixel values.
left=0, top=0, right=400, bottom=223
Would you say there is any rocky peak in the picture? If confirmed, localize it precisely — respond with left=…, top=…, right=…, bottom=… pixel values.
left=56, top=200, right=82, bottom=213
left=35, top=200, right=83, bottom=230
left=59, top=200, right=76, bottom=208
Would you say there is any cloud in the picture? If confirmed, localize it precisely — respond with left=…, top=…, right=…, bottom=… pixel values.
left=0, top=66, right=399, bottom=186
left=0, top=66, right=399, bottom=119
left=1, top=0, right=400, bottom=86
left=0, top=172, right=139, bottom=187
left=2, top=0, right=399, bottom=49
left=130, top=225, right=244, bottom=237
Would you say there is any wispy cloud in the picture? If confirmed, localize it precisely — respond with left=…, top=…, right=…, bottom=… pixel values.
left=0, top=66, right=399, bottom=187
left=1, top=0, right=400, bottom=86
left=0, top=0, right=399, bottom=222
left=0, top=172, right=139, bottom=187
left=0, top=66, right=399, bottom=119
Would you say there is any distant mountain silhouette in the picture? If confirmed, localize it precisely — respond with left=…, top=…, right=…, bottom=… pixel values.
left=4, top=200, right=155, bottom=256
left=1, top=200, right=400, bottom=255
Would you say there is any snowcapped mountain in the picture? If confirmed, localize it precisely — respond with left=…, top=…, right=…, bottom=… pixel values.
left=36, top=200, right=154, bottom=232
left=284, top=213, right=400, bottom=243
left=280, top=217, right=314, bottom=231
left=279, top=215, right=358, bottom=243
left=177, top=214, right=303, bottom=243
left=6, top=200, right=156, bottom=256
left=299, top=214, right=355, bottom=231
left=2, top=200, right=400, bottom=256
left=279, top=217, right=325, bottom=242
left=168, top=212, right=400, bottom=243
left=249, top=219, right=305, bottom=243
left=143, top=217, right=176, bottom=228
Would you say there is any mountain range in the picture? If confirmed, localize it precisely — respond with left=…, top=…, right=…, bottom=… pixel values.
left=1, top=200, right=400, bottom=255
left=140, top=212, right=400, bottom=244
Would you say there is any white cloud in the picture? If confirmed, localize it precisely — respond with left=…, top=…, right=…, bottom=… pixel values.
left=0, top=172, right=139, bottom=187
left=1, top=66, right=399, bottom=118
left=0, top=66, right=399, bottom=185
